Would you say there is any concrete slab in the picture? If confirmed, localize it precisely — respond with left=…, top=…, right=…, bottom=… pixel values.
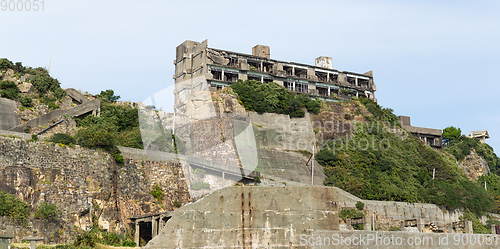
left=0, top=98, right=20, bottom=130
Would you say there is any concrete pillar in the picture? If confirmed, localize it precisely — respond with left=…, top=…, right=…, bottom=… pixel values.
left=346, top=219, right=352, bottom=230
left=363, top=216, right=372, bottom=231
left=417, top=219, right=425, bottom=233
left=465, top=221, right=473, bottom=234
left=152, top=216, right=157, bottom=237
left=448, top=223, right=454, bottom=233
left=491, top=224, right=497, bottom=234
left=327, top=87, right=331, bottom=96
left=134, top=221, right=140, bottom=247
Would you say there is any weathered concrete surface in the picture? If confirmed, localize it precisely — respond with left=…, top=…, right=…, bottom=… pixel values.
left=0, top=98, right=20, bottom=130
left=145, top=186, right=339, bottom=248
left=9, top=99, right=100, bottom=132
left=145, top=186, right=497, bottom=248
left=64, top=88, right=89, bottom=104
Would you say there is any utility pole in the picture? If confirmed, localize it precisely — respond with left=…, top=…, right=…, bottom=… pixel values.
left=485, top=181, right=487, bottom=191
left=311, top=145, right=315, bottom=185
left=432, top=168, right=435, bottom=180
left=48, top=46, right=53, bottom=73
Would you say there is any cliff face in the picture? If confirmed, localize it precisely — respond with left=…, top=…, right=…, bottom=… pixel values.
left=459, top=150, right=490, bottom=181
left=0, top=137, right=190, bottom=243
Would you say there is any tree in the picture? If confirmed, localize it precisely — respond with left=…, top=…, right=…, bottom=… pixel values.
left=443, top=126, right=462, bottom=145
left=98, top=90, right=120, bottom=102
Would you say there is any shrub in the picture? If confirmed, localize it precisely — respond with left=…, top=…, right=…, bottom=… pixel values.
left=0, top=191, right=29, bottom=225
left=150, top=184, right=163, bottom=202
left=20, top=96, right=33, bottom=107
left=173, top=200, right=181, bottom=208
left=355, top=201, right=365, bottom=211
left=190, top=182, right=211, bottom=190
left=230, top=80, right=321, bottom=118
left=0, top=81, right=19, bottom=100
left=74, top=231, right=97, bottom=248
left=50, top=133, right=76, bottom=145
left=31, top=134, right=38, bottom=141
left=98, top=90, right=120, bottom=102
left=192, top=168, right=206, bottom=178
left=0, top=58, right=14, bottom=70
left=31, top=72, right=63, bottom=96
left=254, top=176, right=261, bottom=183
left=35, top=201, right=61, bottom=221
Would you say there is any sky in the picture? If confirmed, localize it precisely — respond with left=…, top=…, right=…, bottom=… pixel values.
left=1, top=0, right=499, bottom=152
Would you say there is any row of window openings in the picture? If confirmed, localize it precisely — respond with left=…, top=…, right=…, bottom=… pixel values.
left=219, top=58, right=371, bottom=88
left=211, top=69, right=369, bottom=94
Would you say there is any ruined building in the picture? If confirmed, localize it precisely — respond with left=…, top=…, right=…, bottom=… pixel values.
left=469, top=130, right=490, bottom=144
left=173, top=40, right=376, bottom=112
left=399, top=115, right=443, bottom=148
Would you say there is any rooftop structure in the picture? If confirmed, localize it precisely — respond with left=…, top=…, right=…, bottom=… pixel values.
left=469, top=130, right=490, bottom=143
left=399, top=116, right=443, bottom=148
left=173, top=40, right=376, bottom=112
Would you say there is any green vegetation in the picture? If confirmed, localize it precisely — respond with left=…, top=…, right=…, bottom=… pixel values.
left=190, top=182, right=211, bottom=190
left=316, top=99, right=496, bottom=215
left=20, top=96, right=33, bottom=107
left=444, top=135, right=500, bottom=175
left=339, top=203, right=365, bottom=230
left=75, top=90, right=143, bottom=164
left=442, top=126, right=462, bottom=145
left=50, top=133, right=76, bottom=146
left=35, top=201, right=61, bottom=221
left=230, top=79, right=321, bottom=118
left=98, top=89, right=121, bottom=102
left=173, top=200, right=181, bottom=208
left=459, top=209, right=490, bottom=234
left=192, top=168, right=206, bottom=178
left=73, top=230, right=136, bottom=248
left=0, top=191, right=29, bottom=225
left=150, top=184, right=163, bottom=202
left=0, top=81, right=19, bottom=100
left=75, top=90, right=142, bottom=150
left=355, top=201, right=365, bottom=211
left=32, top=71, right=65, bottom=98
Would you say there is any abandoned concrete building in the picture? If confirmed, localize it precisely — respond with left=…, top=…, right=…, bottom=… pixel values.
left=399, top=116, right=443, bottom=148
left=469, top=130, right=490, bottom=144
left=173, top=40, right=376, bottom=111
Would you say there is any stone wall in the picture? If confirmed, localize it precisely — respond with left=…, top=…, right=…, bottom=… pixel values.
left=0, top=136, right=190, bottom=244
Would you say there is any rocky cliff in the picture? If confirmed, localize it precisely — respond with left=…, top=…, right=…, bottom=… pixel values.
left=0, top=136, right=190, bottom=243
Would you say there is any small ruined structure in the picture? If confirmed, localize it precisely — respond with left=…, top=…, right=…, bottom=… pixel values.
left=398, top=116, right=443, bottom=148
left=469, top=130, right=490, bottom=143
left=173, top=39, right=377, bottom=113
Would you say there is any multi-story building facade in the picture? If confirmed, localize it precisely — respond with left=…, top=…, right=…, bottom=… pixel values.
left=173, top=40, right=376, bottom=112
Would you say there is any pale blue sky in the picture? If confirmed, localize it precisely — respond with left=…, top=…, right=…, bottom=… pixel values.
left=1, top=0, right=499, bottom=152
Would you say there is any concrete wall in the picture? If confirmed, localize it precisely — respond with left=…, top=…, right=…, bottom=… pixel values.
left=145, top=186, right=497, bottom=248
left=145, top=186, right=340, bottom=248
left=0, top=98, right=20, bottom=130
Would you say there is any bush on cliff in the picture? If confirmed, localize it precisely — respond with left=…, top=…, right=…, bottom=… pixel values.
left=76, top=99, right=143, bottom=150
left=0, top=81, right=20, bottom=100
left=230, top=79, right=321, bottom=118
left=35, top=201, right=61, bottom=221
left=444, top=135, right=500, bottom=175
left=317, top=99, right=496, bottom=215
left=50, top=133, right=76, bottom=145
left=0, top=191, right=29, bottom=225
